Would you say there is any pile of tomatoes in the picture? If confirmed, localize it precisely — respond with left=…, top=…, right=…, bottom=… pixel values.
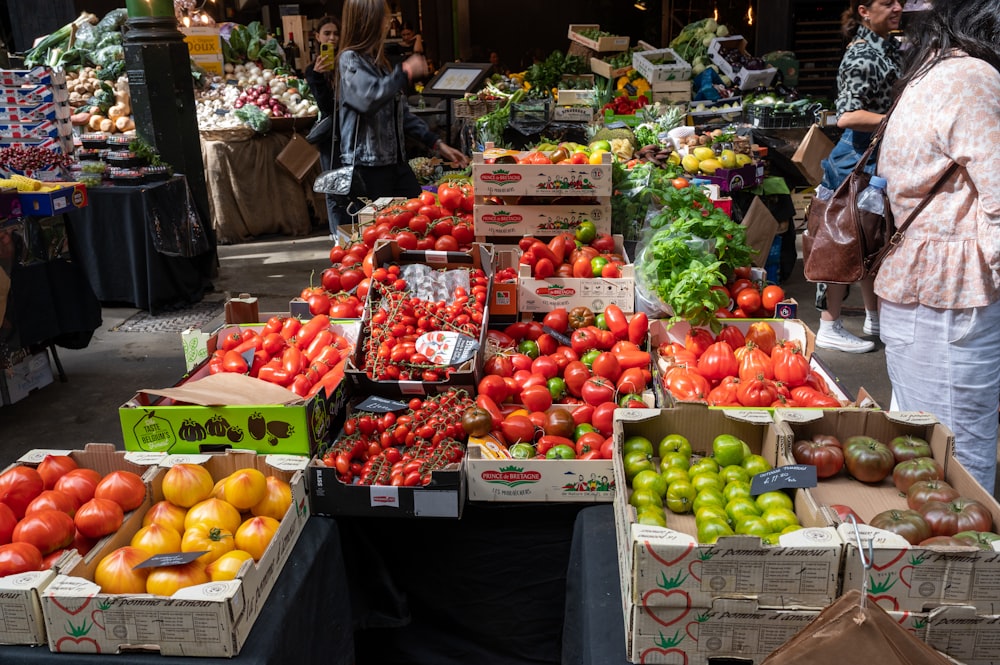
left=659, top=321, right=842, bottom=407
left=717, top=266, right=787, bottom=318
left=320, top=390, right=473, bottom=486
left=93, top=463, right=292, bottom=596
left=518, top=232, right=625, bottom=280
left=208, top=314, right=354, bottom=399
left=0, top=458, right=148, bottom=575
left=363, top=185, right=475, bottom=252
left=360, top=266, right=487, bottom=382
left=464, top=305, right=652, bottom=460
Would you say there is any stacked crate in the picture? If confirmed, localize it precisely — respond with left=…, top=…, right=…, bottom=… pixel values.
left=0, top=67, right=73, bottom=166
left=632, top=41, right=693, bottom=104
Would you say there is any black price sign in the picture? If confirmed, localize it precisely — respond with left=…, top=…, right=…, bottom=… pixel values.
left=543, top=325, right=571, bottom=347
left=750, top=465, right=817, bottom=495
left=135, top=551, right=206, bottom=569
left=355, top=396, right=410, bottom=413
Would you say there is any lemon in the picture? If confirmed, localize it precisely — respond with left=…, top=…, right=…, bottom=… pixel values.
left=735, top=153, right=753, bottom=167
left=681, top=154, right=701, bottom=174
left=589, top=150, right=608, bottom=165
left=692, top=146, right=716, bottom=161
left=699, top=158, right=723, bottom=174
left=719, top=149, right=737, bottom=168
left=668, top=151, right=681, bottom=165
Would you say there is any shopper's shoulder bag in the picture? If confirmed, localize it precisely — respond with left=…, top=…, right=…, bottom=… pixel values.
left=312, top=91, right=367, bottom=199
left=801, top=105, right=957, bottom=284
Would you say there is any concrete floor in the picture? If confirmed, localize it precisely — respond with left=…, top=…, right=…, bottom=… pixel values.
left=0, top=229, right=893, bottom=468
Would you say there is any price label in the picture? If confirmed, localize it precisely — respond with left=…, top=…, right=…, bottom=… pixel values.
left=416, top=331, right=479, bottom=366
left=750, top=465, right=817, bottom=495
left=135, top=551, right=206, bottom=569
left=355, top=396, right=410, bottom=413
left=543, top=325, right=571, bottom=347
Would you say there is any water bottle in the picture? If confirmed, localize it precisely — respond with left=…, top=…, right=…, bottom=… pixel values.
left=857, top=175, right=887, bottom=215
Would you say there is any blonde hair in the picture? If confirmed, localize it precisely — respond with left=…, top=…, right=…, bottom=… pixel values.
left=339, top=0, right=390, bottom=69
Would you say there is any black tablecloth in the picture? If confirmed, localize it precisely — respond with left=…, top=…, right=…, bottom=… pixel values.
left=562, top=504, right=630, bottom=665
left=64, top=177, right=216, bottom=314
left=342, top=502, right=587, bottom=665
left=0, top=517, right=354, bottom=665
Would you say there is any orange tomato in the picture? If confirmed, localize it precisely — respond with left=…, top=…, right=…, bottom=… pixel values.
left=162, top=464, right=215, bottom=508
left=761, top=284, right=786, bottom=312
left=206, top=550, right=254, bottom=582
left=735, top=287, right=761, bottom=314
left=181, top=524, right=235, bottom=564
left=222, top=469, right=268, bottom=511
left=95, top=546, right=150, bottom=594
left=146, top=560, right=209, bottom=596
left=130, top=523, right=182, bottom=556
left=143, top=500, right=188, bottom=533
left=235, top=516, right=280, bottom=562
left=184, top=498, right=242, bottom=535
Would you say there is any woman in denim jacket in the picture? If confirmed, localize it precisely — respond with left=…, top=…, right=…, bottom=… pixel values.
left=335, top=0, right=466, bottom=212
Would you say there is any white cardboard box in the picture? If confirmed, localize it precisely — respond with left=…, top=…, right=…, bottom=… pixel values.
left=708, top=36, right=778, bottom=90
left=472, top=150, right=613, bottom=198
left=473, top=200, right=611, bottom=237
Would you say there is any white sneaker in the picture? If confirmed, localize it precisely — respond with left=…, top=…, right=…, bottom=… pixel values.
left=816, top=320, right=876, bottom=353
left=863, top=316, right=880, bottom=336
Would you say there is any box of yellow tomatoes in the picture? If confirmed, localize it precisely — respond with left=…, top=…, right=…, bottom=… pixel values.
left=40, top=451, right=309, bottom=658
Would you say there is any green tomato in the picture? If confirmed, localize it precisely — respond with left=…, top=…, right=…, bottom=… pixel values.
left=546, top=443, right=577, bottom=460
left=622, top=435, right=655, bottom=457
left=547, top=377, right=567, bottom=400
left=689, top=457, right=720, bottom=476
left=623, top=450, right=655, bottom=482
left=712, top=434, right=746, bottom=467
left=636, top=507, right=668, bottom=527
left=690, top=471, right=723, bottom=493
left=660, top=466, right=690, bottom=487
left=595, top=313, right=608, bottom=330
left=575, top=220, right=597, bottom=244
left=734, top=515, right=772, bottom=537
left=590, top=256, right=609, bottom=277
left=692, top=487, right=727, bottom=513
left=725, top=497, right=762, bottom=523
left=518, top=339, right=539, bottom=359
left=755, top=490, right=794, bottom=513
left=762, top=508, right=799, bottom=533
left=659, top=452, right=690, bottom=471
left=697, top=519, right=735, bottom=544
left=509, top=442, right=536, bottom=459
left=629, top=488, right=663, bottom=509
left=741, top=454, right=772, bottom=477
left=658, top=434, right=693, bottom=460
left=665, top=479, right=696, bottom=514
left=580, top=349, right=601, bottom=369
left=573, top=423, right=596, bottom=440
left=723, top=480, right=751, bottom=503
left=632, top=469, right=667, bottom=498
left=719, top=465, right=750, bottom=485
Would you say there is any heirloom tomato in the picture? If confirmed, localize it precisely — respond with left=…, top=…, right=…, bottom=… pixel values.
left=918, top=498, right=993, bottom=537
left=146, top=560, right=210, bottom=596
left=162, top=464, right=215, bottom=508
left=143, top=500, right=188, bottom=533
left=906, top=480, right=960, bottom=511
left=843, top=436, right=895, bottom=483
left=25, top=490, right=77, bottom=517
left=74, top=498, right=124, bottom=539
left=892, top=457, right=943, bottom=493
left=36, top=455, right=78, bottom=491
left=888, top=435, right=933, bottom=463
left=223, top=468, right=268, bottom=511
left=96, top=546, right=151, bottom=594
left=94, top=470, right=146, bottom=512
left=251, top=476, right=293, bottom=520
left=206, top=549, right=254, bottom=582
left=869, top=509, right=931, bottom=545
left=791, top=434, right=844, bottom=479
left=182, top=524, right=235, bottom=564
left=131, top=523, right=183, bottom=556
left=184, top=497, right=242, bottom=535
left=14, top=509, right=75, bottom=554
left=0, top=542, right=42, bottom=576
left=0, top=466, right=44, bottom=519
left=235, top=516, right=280, bottom=561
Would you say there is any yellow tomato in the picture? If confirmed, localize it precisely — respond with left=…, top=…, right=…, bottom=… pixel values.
left=95, top=546, right=149, bottom=594
left=142, top=500, right=187, bottom=533
left=251, top=476, right=293, bottom=521
left=184, top=498, right=242, bottom=534
left=181, top=523, right=234, bottom=564
left=146, top=560, right=209, bottom=596
left=588, top=149, right=608, bottom=165
left=223, top=468, right=267, bottom=510
left=206, top=549, right=254, bottom=582
left=211, top=477, right=227, bottom=500
left=161, top=463, right=214, bottom=508
left=235, top=516, right=280, bottom=561
left=130, top=522, right=182, bottom=556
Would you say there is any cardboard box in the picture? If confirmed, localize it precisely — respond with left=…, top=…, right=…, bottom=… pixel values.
left=42, top=452, right=309, bottom=658
left=0, top=444, right=163, bottom=647
left=924, top=605, right=1000, bottom=665
left=473, top=200, right=611, bottom=237
left=0, top=101, right=70, bottom=123
left=0, top=119, right=72, bottom=140
left=686, top=97, right=743, bottom=125
left=356, top=196, right=405, bottom=226
left=552, top=106, right=598, bottom=123
left=464, top=445, right=615, bottom=503
left=568, top=25, right=630, bottom=52
left=0, top=84, right=69, bottom=106
left=472, top=150, right=613, bottom=197
left=18, top=182, right=88, bottom=216
left=632, top=46, right=692, bottom=83
left=650, top=80, right=692, bottom=104
left=516, top=234, right=634, bottom=314
left=774, top=409, right=1000, bottom=615
left=0, top=67, right=66, bottom=88
left=0, top=350, right=54, bottom=405
left=345, top=241, right=492, bottom=398
left=489, top=244, right=519, bottom=318
left=556, top=88, right=597, bottom=106
left=708, top=36, right=778, bottom=90
left=699, top=160, right=765, bottom=193
left=624, top=598, right=820, bottom=665
left=613, top=408, right=845, bottom=615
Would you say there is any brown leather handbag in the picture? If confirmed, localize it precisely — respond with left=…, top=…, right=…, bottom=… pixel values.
left=801, top=111, right=955, bottom=284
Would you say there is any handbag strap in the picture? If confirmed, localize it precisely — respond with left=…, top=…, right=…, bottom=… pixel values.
left=885, top=161, right=959, bottom=245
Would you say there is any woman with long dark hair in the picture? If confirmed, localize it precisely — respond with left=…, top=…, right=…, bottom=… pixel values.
left=334, top=0, right=466, bottom=209
left=813, top=0, right=903, bottom=355
left=877, top=0, right=1000, bottom=493
left=304, top=15, right=343, bottom=240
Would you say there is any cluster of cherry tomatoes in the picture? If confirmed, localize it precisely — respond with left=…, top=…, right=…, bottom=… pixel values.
left=361, top=266, right=488, bottom=382
left=208, top=314, right=353, bottom=399
left=364, top=184, right=475, bottom=252
left=320, top=390, right=474, bottom=486
left=716, top=266, right=787, bottom=318
left=518, top=232, right=625, bottom=280
left=659, top=321, right=842, bottom=408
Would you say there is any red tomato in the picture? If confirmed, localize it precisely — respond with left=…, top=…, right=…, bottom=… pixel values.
left=591, top=401, right=617, bottom=437
left=53, top=468, right=101, bottom=510
left=13, top=509, right=75, bottom=554
left=74, top=498, right=125, bottom=539
left=0, top=542, right=43, bottom=576
left=892, top=457, right=943, bottom=493
left=772, top=347, right=810, bottom=388
left=35, top=455, right=78, bottom=491
left=761, top=285, right=785, bottom=312
left=0, top=502, right=16, bottom=544
left=683, top=328, right=714, bottom=358
left=484, top=354, right=514, bottom=377
left=95, top=470, right=147, bottom=512
left=590, top=352, right=622, bottom=382
left=735, top=288, right=761, bottom=313
left=520, top=385, right=553, bottom=412
left=563, top=361, right=591, bottom=397
left=530, top=355, right=559, bottom=380
left=477, top=374, right=509, bottom=404
left=499, top=415, right=536, bottom=445
left=581, top=376, right=615, bottom=406
left=792, top=435, right=845, bottom=479
left=25, top=490, right=78, bottom=517
left=696, top=341, right=738, bottom=383
left=0, top=466, right=44, bottom=519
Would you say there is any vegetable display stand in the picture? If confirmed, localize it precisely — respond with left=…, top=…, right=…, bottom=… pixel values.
left=568, top=25, right=630, bottom=53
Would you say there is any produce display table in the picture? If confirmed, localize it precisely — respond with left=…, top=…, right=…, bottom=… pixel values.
left=63, top=176, right=216, bottom=314
left=343, top=502, right=587, bottom=665
left=200, top=130, right=325, bottom=244
left=561, top=504, right=630, bottom=665
left=0, top=516, right=355, bottom=665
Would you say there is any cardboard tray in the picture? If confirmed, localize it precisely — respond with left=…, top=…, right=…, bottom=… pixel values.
left=613, top=408, right=845, bottom=614
left=0, top=101, right=71, bottom=123
left=632, top=44, right=692, bottom=83
left=0, top=444, right=163, bottom=647
left=472, top=150, right=613, bottom=198
left=567, top=25, right=630, bottom=53
left=472, top=199, right=611, bottom=238
left=775, top=409, right=1000, bottom=615
left=708, top=35, right=778, bottom=91
left=41, top=452, right=310, bottom=658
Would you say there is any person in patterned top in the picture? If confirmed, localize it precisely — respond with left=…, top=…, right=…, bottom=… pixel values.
left=877, top=0, right=1000, bottom=494
left=813, top=0, right=904, bottom=355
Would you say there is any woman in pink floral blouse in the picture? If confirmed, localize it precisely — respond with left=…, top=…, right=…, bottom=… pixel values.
left=877, top=0, right=1000, bottom=494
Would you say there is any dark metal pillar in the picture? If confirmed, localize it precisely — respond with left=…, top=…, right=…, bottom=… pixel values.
left=123, top=0, right=213, bottom=245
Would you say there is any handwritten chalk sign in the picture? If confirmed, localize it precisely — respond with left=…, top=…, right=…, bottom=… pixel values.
left=750, top=465, right=817, bottom=495
left=355, top=396, right=410, bottom=413
left=135, top=551, right=207, bottom=569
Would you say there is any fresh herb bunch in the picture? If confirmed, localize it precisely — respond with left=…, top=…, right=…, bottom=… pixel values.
left=128, top=138, right=164, bottom=167
left=524, top=51, right=588, bottom=97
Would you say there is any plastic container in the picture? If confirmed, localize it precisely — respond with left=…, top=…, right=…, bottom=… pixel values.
left=765, top=235, right=782, bottom=284
left=857, top=175, right=887, bottom=215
